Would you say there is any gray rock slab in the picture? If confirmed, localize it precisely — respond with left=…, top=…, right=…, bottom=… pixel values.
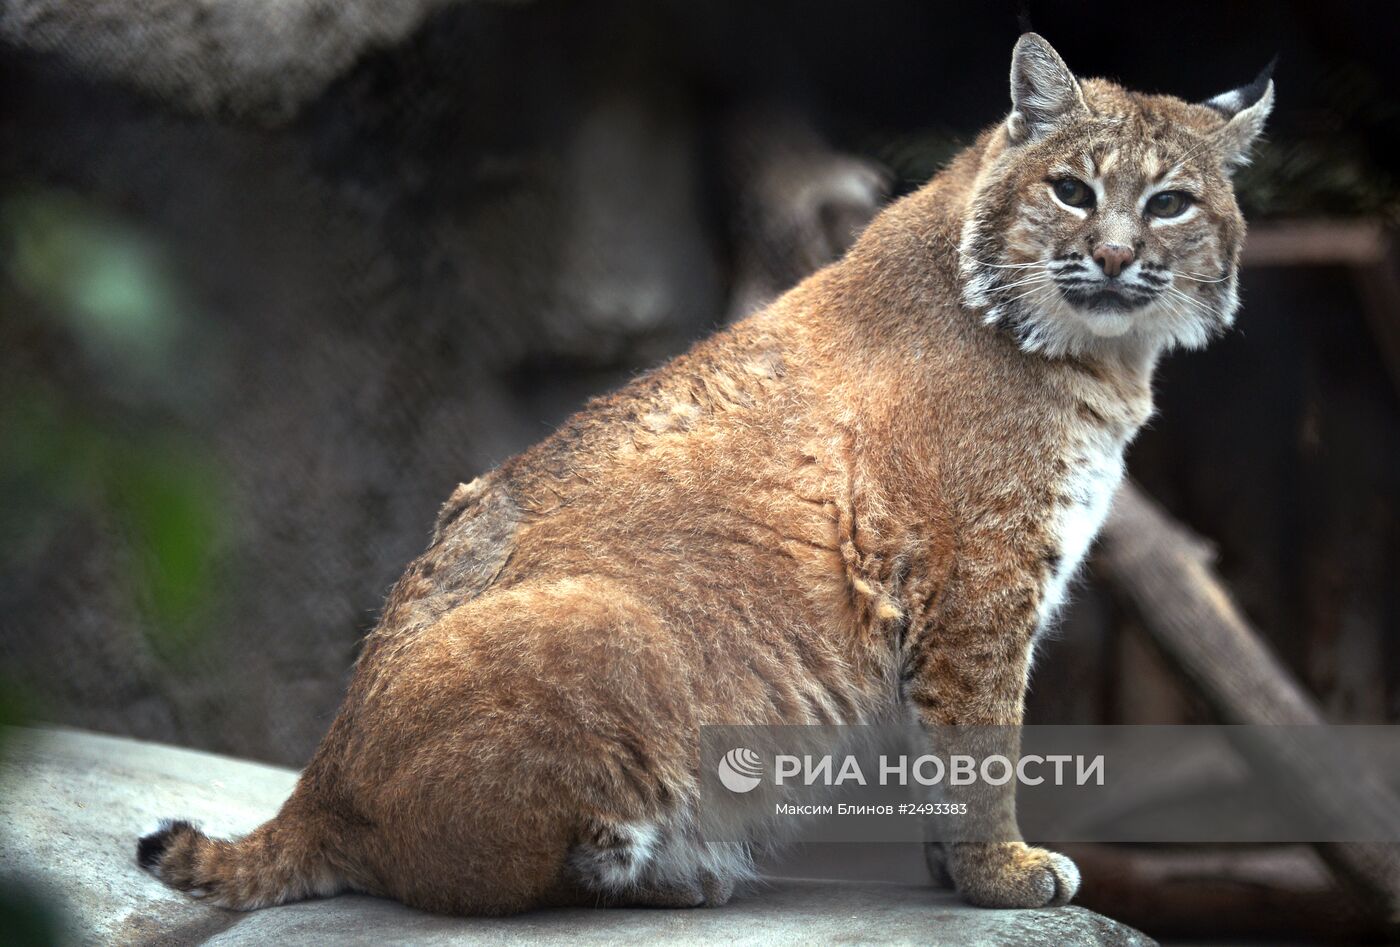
left=1, top=727, right=1155, bottom=946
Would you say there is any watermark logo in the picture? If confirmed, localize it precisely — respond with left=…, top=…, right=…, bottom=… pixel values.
left=701, top=724, right=1400, bottom=845
left=717, top=747, right=764, bottom=793
left=716, top=746, right=1105, bottom=792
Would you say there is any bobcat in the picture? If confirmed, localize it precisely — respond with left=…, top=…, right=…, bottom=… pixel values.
left=138, top=33, right=1272, bottom=916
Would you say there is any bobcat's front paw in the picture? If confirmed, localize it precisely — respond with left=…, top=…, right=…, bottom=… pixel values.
left=948, top=841, right=1079, bottom=908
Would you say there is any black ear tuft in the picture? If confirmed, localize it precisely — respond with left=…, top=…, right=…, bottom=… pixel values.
left=1258, top=55, right=1280, bottom=84
left=1016, top=4, right=1034, bottom=34
left=1206, top=56, right=1278, bottom=117
left=1203, top=59, right=1276, bottom=171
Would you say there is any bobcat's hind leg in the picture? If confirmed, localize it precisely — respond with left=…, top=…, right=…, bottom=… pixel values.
left=561, top=817, right=744, bottom=909
left=559, top=820, right=704, bottom=907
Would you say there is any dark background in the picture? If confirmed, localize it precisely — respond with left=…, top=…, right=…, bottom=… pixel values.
left=2, top=1, right=1397, bottom=941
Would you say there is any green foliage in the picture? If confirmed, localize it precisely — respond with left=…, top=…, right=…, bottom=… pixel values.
left=0, top=389, right=227, bottom=660
left=108, top=442, right=226, bottom=655
left=3, top=190, right=184, bottom=385
left=0, top=189, right=228, bottom=660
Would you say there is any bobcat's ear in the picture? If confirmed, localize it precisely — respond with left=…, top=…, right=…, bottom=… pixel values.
left=1007, top=33, right=1088, bottom=145
left=1204, top=60, right=1276, bottom=172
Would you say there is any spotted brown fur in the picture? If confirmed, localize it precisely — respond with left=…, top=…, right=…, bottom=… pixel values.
left=136, top=33, right=1269, bottom=918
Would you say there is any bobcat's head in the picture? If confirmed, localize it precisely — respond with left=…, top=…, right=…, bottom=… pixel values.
left=959, top=33, right=1273, bottom=358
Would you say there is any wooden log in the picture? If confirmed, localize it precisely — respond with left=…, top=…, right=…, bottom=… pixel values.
left=1351, top=240, right=1400, bottom=402
left=1096, top=482, right=1400, bottom=925
left=1242, top=218, right=1400, bottom=399
left=1242, top=219, right=1387, bottom=268
left=1063, top=843, right=1380, bottom=941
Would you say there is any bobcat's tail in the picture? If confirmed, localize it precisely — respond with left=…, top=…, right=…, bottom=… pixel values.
left=137, top=811, right=346, bottom=911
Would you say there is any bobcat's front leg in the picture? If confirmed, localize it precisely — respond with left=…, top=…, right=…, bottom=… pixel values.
left=904, top=586, right=1079, bottom=909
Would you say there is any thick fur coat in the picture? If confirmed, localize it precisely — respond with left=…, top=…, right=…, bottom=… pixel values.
left=138, top=34, right=1272, bottom=916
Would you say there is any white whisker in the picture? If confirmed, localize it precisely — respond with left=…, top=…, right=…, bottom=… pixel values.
left=992, top=273, right=1055, bottom=293
left=1000, top=281, right=1057, bottom=309
left=1163, top=286, right=1215, bottom=319
left=966, top=256, right=1045, bottom=270
left=1174, top=270, right=1231, bottom=284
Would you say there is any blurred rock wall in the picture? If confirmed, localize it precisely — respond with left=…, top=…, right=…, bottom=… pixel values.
left=0, top=3, right=730, bottom=764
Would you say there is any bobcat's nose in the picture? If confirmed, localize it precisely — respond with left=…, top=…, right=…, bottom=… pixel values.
left=1092, top=243, right=1135, bottom=277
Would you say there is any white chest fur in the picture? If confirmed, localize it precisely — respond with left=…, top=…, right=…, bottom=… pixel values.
left=1036, top=423, right=1129, bottom=630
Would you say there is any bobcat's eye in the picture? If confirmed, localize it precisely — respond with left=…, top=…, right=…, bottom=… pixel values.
left=1051, top=178, right=1095, bottom=209
left=1146, top=191, right=1193, bottom=218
